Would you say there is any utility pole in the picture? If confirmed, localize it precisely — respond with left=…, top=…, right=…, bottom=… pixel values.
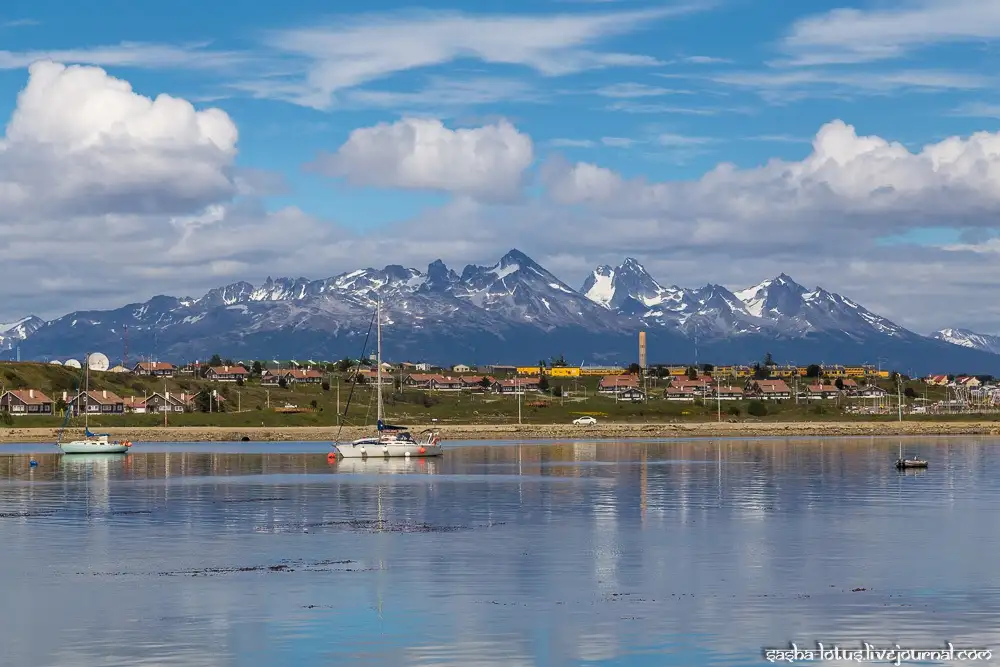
left=237, top=390, right=241, bottom=414
left=336, top=374, right=340, bottom=424
left=163, top=378, right=168, bottom=427
left=517, top=376, right=522, bottom=424
left=897, top=376, right=903, bottom=422
left=266, top=389, right=270, bottom=409
left=717, top=377, right=721, bottom=422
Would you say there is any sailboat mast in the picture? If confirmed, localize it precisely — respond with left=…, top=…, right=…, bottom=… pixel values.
left=376, top=297, right=383, bottom=425
left=84, top=353, right=90, bottom=429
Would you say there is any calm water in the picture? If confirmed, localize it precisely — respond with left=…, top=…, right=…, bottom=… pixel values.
left=1, top=437, right=998, bottom=666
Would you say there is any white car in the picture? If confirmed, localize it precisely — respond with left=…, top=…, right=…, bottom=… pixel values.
left=572, top=416, right=597, bottom=425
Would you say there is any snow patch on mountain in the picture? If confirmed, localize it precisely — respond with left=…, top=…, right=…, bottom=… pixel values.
left=932, top=328, right=1000, bottom=356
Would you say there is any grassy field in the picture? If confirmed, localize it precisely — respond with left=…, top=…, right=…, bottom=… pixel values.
left=0, top=362, right=976, bottom=429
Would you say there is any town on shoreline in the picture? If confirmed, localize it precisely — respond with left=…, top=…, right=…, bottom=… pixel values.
left=0, top=354, right=995, bottom=437
left=3, top=420, right=1000, bottom=444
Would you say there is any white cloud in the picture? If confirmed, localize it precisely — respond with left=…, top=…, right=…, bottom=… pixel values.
left=253, top=7, right=703, bottom=108
left=342, top=77, right=541, bottom=112
left=595, top=82, right=691, bottom=98
left=708, top=68, right=990, bottom=100
left=780, top=0, right=1000, bottom=66
left=549, top=136, right=640, bottom=148
left=309, top=117, right=534, bottom=201
left=657, top=133, right=713, bottom=146
left=539, top=118, right=1000, bottom=256
left=950, top=102, right=1000, bottom=118
left=680, top=55, right=731, bottom=64
left=0, top=42, right=249, bottom=71
left=0, top=61, right=238, bottom=217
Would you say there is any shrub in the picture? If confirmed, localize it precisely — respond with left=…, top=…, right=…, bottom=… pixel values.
left=278, top=377, right=287, bottom=389
left=310, top=399, right=318, bottom=409
left=321, top=381, right=330, bottom=391
left=747, top=400, right=768, bottom=417
left=727, top=405, right=740, bottom=417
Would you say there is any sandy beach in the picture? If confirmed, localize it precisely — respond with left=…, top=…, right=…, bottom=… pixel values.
left=2, top=420, right=1000, bottom=443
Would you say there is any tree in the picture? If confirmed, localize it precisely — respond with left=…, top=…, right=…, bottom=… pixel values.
left=538, top=360, right=547, bottom=374
left=806, top=364, right=821, bottom=378
left=550, top=354, right=567, bottom=367
left=252, top=361, right=263, bottom=377
left=55, top=398, right=67, bottom=414
left=278, top=377, right=288, bottom=389
left=835, top=378, right=844, bottom=390
left=890, top=371, right=900, bottom=384
left=321, top=380, right=330, bottom=391
left=747, top=400, right=768, bottom=417
left=627, top=362, right=641, bottom=375
left=236, top=376, right=244, bottom=387
left=223, top=358, right=234, bottom=366
left=904, top=387, right=917, bottom=399
left=209, top=354, right=223, bottom=367
left=727, top=405, right=741, bottom=417
left=763, top=352, right=775, bottom=367
left=687, top=366, right=698, bottom=380
left=310, top=399, right=318, bottom=409
left=538, top=375, right=550, bottom=392
left=337, top=358, right=352, bottom=373
left=752, top=363, right=770, bottom=380
left=479, top=377, right=492, bottom=390
left=701, top=363, right=714, bottom=372
left=552, top=385, right=563, bottom=397
left=194, top=392, right=211, bottom=412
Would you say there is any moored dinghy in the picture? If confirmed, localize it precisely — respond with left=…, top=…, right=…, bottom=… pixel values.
left=894, top=441, right=927, bottom=469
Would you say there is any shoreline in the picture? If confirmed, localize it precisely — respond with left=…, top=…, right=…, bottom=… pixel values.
left=3, top=420, right=1000, bottom=443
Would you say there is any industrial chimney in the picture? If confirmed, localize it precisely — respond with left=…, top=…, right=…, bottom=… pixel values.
left=638, top=330, right=647, bottom=370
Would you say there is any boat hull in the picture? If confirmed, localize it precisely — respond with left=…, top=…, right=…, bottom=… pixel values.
left=895, top=459, right=928, bottom=469
left=60, top=441, right=130, bottom=454
left=334, top=441, right=444, bottom=458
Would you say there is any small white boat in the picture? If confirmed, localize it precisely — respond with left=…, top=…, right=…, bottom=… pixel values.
left=60, top=432, right=131, bottom=455
left=335, top=428, right=443, bottom=459
left=57, top=354, right=135, bottom=455
left=332, top=297, right=443, bottom=459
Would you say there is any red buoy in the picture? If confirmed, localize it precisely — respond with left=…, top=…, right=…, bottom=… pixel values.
left=418, top=447, right=426, bottom=455
left=327, top=452, right=337, bottom=463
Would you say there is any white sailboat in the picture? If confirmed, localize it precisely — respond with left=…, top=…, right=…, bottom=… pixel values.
left=59, top=354, right=132, bottom=455
left=332, top=297, right=443, bottom=459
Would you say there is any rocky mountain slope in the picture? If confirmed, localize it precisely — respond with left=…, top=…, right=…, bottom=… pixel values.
left=931, top=328, right=1000, bottom=356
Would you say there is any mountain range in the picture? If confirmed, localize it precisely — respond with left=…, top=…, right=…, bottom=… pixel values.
left=5, top=249, right=1000, bottom=375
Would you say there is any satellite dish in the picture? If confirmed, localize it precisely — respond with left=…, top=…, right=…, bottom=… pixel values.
left=64, top=359, right=82, bottom=369
left=49, top=359, right=63, bottom=366
left=88, top=352, right=110, bottom=372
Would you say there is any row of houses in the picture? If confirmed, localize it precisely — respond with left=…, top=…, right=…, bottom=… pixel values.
left=0, top=388, right=222, bottom=416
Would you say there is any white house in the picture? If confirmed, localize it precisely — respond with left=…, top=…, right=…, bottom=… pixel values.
left=452, top=364, right=472, bottom=373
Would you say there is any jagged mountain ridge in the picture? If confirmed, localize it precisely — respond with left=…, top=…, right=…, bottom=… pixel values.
left=931, top=328, right=1000, bottom=356
left=581, top=260, right=907, bottom=340
left=9, top=250, right=1000, bottom=374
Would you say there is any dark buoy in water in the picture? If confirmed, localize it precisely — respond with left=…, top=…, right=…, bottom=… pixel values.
left=241, top=436, right=250, bottom=442
left=29, top=458, right=37, bottom=467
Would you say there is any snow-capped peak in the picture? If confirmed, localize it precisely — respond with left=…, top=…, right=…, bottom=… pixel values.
left=932, top=328, right=1000, bottom=355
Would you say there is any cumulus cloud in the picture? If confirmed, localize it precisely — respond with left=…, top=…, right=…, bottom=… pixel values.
left=542, top=119, right=1000, bottom=223
left=309, top=117, right=534, bottom=201
left=0, top=61, right=238, bottom=216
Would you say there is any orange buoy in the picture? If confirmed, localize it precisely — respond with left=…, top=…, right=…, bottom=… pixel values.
left=327, top=452, right=337, bottom=463
left=418, top=447, right=426, bottom=455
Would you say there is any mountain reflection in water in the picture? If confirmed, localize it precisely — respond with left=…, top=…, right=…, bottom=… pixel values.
left=0, top=437, right=997, bottom=666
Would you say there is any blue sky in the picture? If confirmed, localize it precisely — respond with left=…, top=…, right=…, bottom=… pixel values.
left=1, top=0, right=1000, bottom=332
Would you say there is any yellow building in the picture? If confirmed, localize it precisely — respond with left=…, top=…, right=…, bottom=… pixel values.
left=548, top=366, right=582, bottom=377
left=517, top=366, right=541, bottom=375
left=580, top=367, right=625, bottom=376
left=668, top=366, right=688, bottom=376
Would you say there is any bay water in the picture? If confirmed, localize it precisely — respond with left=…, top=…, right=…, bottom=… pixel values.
left=0, top=437, right=997, bottom=666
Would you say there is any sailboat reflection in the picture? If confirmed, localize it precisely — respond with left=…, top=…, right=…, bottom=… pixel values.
left=333, top=456, right=440, bottom=475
